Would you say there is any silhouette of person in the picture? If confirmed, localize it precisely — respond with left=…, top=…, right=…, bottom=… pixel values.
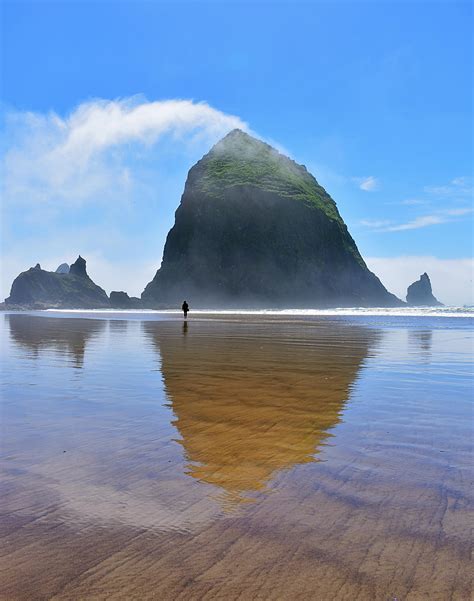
left=182, top=300, right=189, bottom=319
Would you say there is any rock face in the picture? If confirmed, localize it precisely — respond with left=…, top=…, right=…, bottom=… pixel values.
left=406, top=273, right=443, bottom=306
left=109, top=291, right=142, bottom=309
left=142, top=129, right=402, bottom=308
left=5, top=256, right=110, bottom=309
left=55, top=263, right=70, bottom=274
left=69, top=255, right=87, bottom=277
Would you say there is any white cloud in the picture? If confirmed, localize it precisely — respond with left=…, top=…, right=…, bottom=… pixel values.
left=357, top=176, right=379, bottom=191
left=50, top=98, right=246, bottom=159
left=359, top=219, right=392, bottom=228
left=451, top=177, right=470, bottom=187
left=2, top=97, right=248, bottom=207
left=367, top=256, right=474, bottom=306
left=382, top=215, right=446, bottom=231
left=424, top=185, right=452, bottom=196
left=359, top=207, right=472, bottom=232
left=400, top=198, right=427, bottom=206
left=424, top=176, right=472, bottom=198
left=442, top=207, right=473, bottom=216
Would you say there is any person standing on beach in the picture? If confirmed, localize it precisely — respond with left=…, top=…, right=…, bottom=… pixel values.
left=182, top=300, right=189, bottom=319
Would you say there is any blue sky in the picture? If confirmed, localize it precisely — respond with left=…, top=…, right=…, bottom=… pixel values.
left=1, top=0, right=472, bottom=303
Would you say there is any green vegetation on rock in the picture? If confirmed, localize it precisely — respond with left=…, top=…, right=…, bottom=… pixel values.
left=194, top=130, right=343, bottom=223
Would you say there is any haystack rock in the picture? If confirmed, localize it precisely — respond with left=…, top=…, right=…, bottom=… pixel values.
left=142, top=129, right=402, bottom=308
left=406, top=273, right=443, bottom=306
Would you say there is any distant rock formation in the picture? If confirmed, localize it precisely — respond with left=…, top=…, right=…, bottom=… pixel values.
left=109, top=291, right=142, bottom=309
left=69, top=255, right=88, bottom=277
left=406, top=273, right=443, bottom=306
left=55, top=263, right=70, bottom=274
left=142, top=129, right=402, bottom=308
left=5, top=256, right=110, bottom=309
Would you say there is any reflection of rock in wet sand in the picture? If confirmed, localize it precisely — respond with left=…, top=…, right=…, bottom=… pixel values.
left=144, top=319, right=375, bottom=502
left=6, top=314, right=106, bottom=368
left=409, top=329, right=433, bottom=359
left=108, top=319, right=129, bottom=334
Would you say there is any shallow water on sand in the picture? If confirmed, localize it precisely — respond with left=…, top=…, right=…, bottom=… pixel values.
left=1, top=312, right=472, bottom=600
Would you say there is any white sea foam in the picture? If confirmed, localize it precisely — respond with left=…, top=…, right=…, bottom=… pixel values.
left=43, top=307, right=474, bottom=318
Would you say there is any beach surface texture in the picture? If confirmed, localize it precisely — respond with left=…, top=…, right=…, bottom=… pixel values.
left=1, top=310, right=472, bottom=600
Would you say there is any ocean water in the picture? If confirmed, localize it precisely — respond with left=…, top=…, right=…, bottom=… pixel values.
left=1, top=310, right=472, bottom=600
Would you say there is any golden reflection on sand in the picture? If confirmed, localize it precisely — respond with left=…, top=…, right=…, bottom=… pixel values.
left=143, top=319, right=375, bottom=504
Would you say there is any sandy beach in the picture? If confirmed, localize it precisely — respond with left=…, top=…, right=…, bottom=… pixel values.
left=1, top=312, right=472, bottom=600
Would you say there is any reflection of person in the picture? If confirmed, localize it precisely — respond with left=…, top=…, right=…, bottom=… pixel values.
left=182, top=300, right=189, bottom=319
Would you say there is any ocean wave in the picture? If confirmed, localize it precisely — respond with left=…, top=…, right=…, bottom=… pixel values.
left=43, top=307, right=474, bottom=318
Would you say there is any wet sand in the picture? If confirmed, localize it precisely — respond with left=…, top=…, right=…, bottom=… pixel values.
left=1, top=314, right=472, bottom=600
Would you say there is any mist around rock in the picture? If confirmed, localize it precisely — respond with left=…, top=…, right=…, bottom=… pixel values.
left=2, top=131, right=446, bottom=310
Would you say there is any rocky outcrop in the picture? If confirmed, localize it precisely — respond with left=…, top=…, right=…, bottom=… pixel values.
left=142, top=129, right=402, bottom=308
left=5, top=256, right=110, bottom=309
left=406, top=273, right=443, bottom=306
left=69, top=255, right=87, bottom=277
left=55, top=263, right=70, bottom=274
left=109, top=291, right=142, bottom=309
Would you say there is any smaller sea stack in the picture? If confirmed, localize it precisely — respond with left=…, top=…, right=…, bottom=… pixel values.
left=5, top=256, right=110, bottom=309
left=406, top=273, right=443, bottom=306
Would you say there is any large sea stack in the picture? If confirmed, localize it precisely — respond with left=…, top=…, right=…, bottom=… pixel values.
left=142, top=130, right=402, bottom=308
left=5, top=256, right=110, bottom=309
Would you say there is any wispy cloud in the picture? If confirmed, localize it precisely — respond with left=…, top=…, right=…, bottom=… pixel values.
left=399, top=198, right=428, bottom=206
left=309, top=167, right=380, bottom=194
left=424, top=176, right=472, bottom=198
left=359, top=219, right=392, bottom=228
left=2, top=97, right=248, bottom=207
left=360, top=206, right=472, bottom=232
left=355, top=175, right=379, bottom=191
left=394, top=177, right=472, bottom=208
left=443, top=207, right=473, bottom=216
left=382, top=215, right=445, bottom=231
left=451, top=177, right=469, bottom=187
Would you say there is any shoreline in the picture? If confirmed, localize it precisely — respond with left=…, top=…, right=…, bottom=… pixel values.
left=1, top=306, right=473, bottom=318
